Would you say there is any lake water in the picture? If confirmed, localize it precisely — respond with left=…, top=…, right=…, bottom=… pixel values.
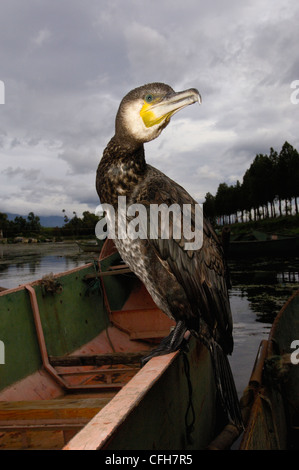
left=0, top=242, right=92, bottom=290
left=0, top=242, right=299, bottom=399
left=228, top=256, right=299, bottom=397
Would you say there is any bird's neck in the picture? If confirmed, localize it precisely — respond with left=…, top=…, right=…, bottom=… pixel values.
left=96, top=136, right=147, bottom=206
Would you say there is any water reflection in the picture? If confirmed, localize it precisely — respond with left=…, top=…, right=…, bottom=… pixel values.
left=228, top=255, right=299, bottom=396
left=0, top=243, right=93, bottom=290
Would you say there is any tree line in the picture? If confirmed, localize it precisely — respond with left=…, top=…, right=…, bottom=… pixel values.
left=0, top=210, right=99, bottom=239
left=203, top=141, right=299, bottom=225
left=0, top=212, right=41, bottom=238
left=60, top=210, right=99, bottom=237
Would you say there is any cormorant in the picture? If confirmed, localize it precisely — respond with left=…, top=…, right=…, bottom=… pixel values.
left=96, top=83, right=243, bottom=429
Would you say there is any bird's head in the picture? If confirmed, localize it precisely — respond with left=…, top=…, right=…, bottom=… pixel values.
left=115, top=83, right=201, bottom=147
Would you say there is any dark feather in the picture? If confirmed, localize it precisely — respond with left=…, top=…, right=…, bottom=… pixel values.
left=132, top=165, right=233, bottom=354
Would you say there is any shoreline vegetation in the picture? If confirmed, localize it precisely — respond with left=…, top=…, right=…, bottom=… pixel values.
left=0, top=210, right=100, bottom=243
left=1, top=212, right=298, bottom=245
left=224, top=214, right=299, bottom=239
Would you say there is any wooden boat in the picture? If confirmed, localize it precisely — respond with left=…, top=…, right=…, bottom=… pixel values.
left=0, top=239, right=235, bottom=450
left=76, top=240, right=103, bottom=253
left=228, top=230, right=297, bottom=257
left=239, top=289, right=299, bottom=450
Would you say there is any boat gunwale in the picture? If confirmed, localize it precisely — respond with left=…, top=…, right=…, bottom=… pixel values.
left=0, top=262, right=94, bottom=297
left=63, top=346, right=183, bottom=450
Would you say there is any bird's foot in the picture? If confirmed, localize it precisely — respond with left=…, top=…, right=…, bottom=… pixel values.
left=141, top=321, right=189, bottom=367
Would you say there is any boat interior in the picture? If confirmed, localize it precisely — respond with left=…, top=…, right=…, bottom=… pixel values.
left=0, top=240, right=175, bottom=450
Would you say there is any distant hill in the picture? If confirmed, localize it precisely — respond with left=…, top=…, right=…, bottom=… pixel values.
left=6, top=213, right=65, bottom=228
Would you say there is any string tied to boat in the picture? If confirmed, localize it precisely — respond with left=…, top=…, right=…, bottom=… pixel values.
left=40, top=273, right=62, bottom=295
left=182, top=349, right=196, bottom=445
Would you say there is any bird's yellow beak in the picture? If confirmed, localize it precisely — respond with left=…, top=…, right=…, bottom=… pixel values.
left=140, top=88, right=201, bottom=128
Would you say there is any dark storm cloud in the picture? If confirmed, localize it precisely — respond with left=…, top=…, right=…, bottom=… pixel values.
left=2, top=166, right=40, bottom=181
left=0, top=0, right=299, bottom=215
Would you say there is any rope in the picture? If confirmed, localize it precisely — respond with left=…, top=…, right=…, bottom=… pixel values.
left=182, top=350, right=196, bottom=445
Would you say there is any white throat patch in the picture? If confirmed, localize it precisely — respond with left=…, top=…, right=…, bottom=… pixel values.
left=122, top=100, right=163, bottom=143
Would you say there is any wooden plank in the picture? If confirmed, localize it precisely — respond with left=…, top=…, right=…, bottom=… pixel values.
left=0, top=397, right=111, bottom=422
left=62, top=383, right=124, bottom=391
left=0, top=397, right=116, bottom=450
left=0, top=429, right=67, bottom=450
left=55, top=366, right=139, bottom=376
left=0, top=418, right=88, bottom=430
left=129, top=330, right=171, bottom=340
left=49, top=352, right=146, bottom=367
left=84, top=266, right=131, bottom=279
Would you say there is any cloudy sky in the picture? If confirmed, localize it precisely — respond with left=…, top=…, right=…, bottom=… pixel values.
left=1, top=0, right=299, bottom=220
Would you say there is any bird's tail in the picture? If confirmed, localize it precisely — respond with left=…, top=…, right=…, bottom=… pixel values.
left=210, top=338, right=244, bottom=430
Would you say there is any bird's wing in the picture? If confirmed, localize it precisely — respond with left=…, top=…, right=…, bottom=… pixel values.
left=134, top=166, right=233, bottom=353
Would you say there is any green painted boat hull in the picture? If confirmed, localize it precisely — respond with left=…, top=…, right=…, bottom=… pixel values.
left=0, top=261, right=129, bottom=392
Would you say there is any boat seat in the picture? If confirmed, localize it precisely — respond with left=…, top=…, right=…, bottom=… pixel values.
left=110, top=308, right=175, bottom=341
left=0, top=396, right=112, bottom=449
left=45, top=351, right=143, bottom=391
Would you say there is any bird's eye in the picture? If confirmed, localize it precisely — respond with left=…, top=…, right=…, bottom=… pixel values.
left=145, top=94, right=154, bottom=103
